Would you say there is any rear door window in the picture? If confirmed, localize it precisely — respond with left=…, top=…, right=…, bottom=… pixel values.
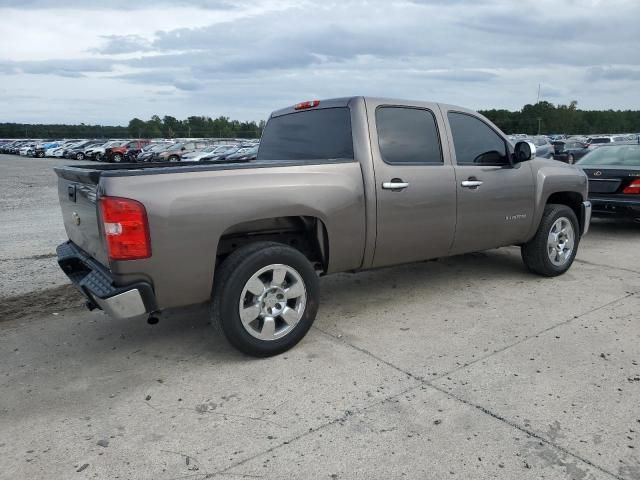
left=375, top=106, right=442, bottom=164
left=258, top=108, right=353, bottom=161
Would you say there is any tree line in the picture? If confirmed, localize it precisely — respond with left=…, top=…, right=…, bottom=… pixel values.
left=1, top=103, right=638, bottom=139
left=0, top=115, right=265, bottom=139
left=480, top=101, right=640, bottom=135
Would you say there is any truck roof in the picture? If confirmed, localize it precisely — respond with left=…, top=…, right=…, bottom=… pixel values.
left=270, top=96, right=476, bottom=118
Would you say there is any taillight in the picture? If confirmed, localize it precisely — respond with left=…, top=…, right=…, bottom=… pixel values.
left=99, top=196, right=151, bottom=261
left=623, top=179, right=640, bottom=194
left=294, top=100, right=320, bottom=110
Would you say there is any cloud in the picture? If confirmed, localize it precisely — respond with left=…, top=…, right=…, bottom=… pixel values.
left=93, top=35, right=153, bottom=55
left=587, top=66, right=640, bottom=81
left=0, top=0, right=639, bottom=124
left=2, top=0, right=236, bottom=10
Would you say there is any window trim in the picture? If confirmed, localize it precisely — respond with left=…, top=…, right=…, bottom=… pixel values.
left=375, top=105, right=444, bottom=166
left=447, top=110, right=512, bottom=167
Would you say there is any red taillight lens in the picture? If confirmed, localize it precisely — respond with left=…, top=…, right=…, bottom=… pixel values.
left=623, top=179, right=640, bottom=194
left=99, top=196, right=151, bottom=261
left=294, top=100, right=320, bottom=110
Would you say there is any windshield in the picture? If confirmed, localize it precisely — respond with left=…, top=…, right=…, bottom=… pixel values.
left=577, top=145, right=640, bottom=167
left=167, top=143, right=184, bottom=151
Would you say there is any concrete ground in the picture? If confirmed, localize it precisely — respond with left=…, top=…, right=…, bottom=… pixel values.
left=0, top=154, right=74, bottom=298
left=1, top=154, right=639, bottom=479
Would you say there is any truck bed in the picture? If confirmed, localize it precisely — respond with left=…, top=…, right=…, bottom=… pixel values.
left=54, top=158, right=354, bottom=184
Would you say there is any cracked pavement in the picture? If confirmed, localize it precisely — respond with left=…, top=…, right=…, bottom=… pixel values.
left=1, top=155, right=639, bottom=479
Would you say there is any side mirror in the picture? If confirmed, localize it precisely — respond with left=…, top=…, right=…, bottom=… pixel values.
left=514, top=141, right=536, bottom=162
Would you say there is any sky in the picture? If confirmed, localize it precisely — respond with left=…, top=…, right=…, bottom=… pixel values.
left=0, top=0, right=639, bottom=125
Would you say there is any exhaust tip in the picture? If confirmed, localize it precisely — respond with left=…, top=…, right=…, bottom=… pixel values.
left=147, top=316, right=159, bottom=325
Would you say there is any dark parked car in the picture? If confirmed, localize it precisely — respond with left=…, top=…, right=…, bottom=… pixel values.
left=64, top=140, right=103, bottom=160
left=553, top=140, right=589, bottom=164
left=577, top=143, right=640, bottom=220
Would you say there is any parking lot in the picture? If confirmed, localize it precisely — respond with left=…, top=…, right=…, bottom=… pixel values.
left=1, top=153, right=639, bottom=479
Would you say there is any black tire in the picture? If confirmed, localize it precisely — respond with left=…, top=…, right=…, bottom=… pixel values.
left=168, top=155, right=180, bottom=162
left=112, top=153, right=122, bottom=163
left=37, top=151, right=45, bottom=158
left=76, top=152, right=84, bottom=160
left=210, top=241, right=319, bottom=357
left=521, top=204, right=580, bottom=277
left=94, top=153, right=102, bottom=162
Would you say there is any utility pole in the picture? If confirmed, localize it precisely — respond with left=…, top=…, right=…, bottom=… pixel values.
left=537, top=117, right=542, bottom=135
left=536, top=83, right=541, bottom=104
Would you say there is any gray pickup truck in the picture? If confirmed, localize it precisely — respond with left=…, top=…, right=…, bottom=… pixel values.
left=55, top=97, right=591, bottom=356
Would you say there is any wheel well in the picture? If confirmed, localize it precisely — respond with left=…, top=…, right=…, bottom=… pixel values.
left=216, top=216, right=329, bottom=273
left=546, top=191, right=583, bottom=228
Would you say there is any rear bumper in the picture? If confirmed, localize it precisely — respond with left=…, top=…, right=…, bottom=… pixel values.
left=590, top=196, right=640, bottom=219
left=57, top=241, right=157, bottom=319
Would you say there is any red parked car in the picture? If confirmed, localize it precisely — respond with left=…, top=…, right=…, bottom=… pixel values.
left=104, top=139, right=150, bottom=163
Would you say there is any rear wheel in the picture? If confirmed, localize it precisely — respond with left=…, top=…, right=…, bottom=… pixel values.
left=112, top=153, right=122, bottom=163
left=521, top=204, right=580, bottom=277
left=76, top=152, right=84, bottom=160
left=94, top=153, right=103, bottom=162
left=37, top=151, right=44, bottom=158
left=211, top=242, right=319, bottom=357
left=168, top=155, right=180, bottom=162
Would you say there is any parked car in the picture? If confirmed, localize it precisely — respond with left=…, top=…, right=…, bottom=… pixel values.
left=181, top=144, right=236, bottom=162
left=225, top=145, right=259, bottom=161
left=155, top=141, right=209, bottom=162
left=552, top=140, right=589, bottom=164
left=32, top=142, right=61, bottom=158
left=55, top=96, right=590, bottom=357
left=19, top=143, right=38, bottom=156
left=587, top=136, right=614, bottom=150
left=525, top=136, right=554, bottom=159
left=86, top=140, right=125, bottom=161
left=576, top=143, right=640, bottom=220
left=64, top=140, right=104, bottom=160
left=104, top=139, right=150, bottom=163
left=136, top=143, right=173, bottom=162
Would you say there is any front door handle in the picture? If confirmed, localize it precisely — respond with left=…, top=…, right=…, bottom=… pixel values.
left=461, top=180, right=483, bottom=189
left=382, top=179, right=409, bottom=190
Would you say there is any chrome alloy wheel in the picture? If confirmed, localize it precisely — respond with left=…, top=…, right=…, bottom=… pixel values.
left=547, top=217, right=575, bottom=266
left=239, top=264, right=307, bottom=341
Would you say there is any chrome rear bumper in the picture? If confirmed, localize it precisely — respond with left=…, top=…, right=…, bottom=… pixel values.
left=57, top=241, right=157, bottom=319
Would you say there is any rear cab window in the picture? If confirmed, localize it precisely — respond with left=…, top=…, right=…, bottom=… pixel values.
left=258, top=108, right=354, bottom=161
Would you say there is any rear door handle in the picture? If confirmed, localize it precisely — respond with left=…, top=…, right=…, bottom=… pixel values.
left=461, top=180, right=483, bottom=189
left=382, top=179, right=409, bottom=190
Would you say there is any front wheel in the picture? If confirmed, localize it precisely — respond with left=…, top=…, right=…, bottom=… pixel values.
left=521, top=204, right=580, bottom=277
left=211, top=242, right=319, bottom=357
left=112, top=153, right=122, bottom=163
left=76, top=152, right=84, bottom=160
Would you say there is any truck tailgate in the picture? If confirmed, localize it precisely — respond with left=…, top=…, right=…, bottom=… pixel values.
left=55, top=167, right=109, bottom=266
